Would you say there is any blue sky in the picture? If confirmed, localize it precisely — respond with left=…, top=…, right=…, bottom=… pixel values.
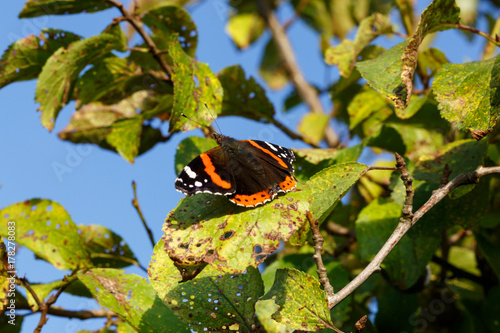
left=0, top=0, right=491, bottom=331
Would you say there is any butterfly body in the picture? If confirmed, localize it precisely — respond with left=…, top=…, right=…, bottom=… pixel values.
left=175, top=133, right=297, bottom=207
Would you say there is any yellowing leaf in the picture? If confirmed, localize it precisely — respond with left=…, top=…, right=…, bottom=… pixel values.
left=298, top=113, right=329, bottom=145
left=226, top=13, right=265, bottom=49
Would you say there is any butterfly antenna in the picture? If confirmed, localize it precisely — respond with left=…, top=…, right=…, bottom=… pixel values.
left=204, top=103, right=222, bottom=134
left=180, top=113, right=208, bottom=129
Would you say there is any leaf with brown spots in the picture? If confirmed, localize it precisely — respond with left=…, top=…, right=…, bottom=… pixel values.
left=19, top=0, right=112, bottom=18
left=433, top=55, right=500, bottom=136
left=142, top=5, right=198, bottom=57
left=260, top=268, right=334, bottom=331
left=148, top=239, right=264, bottom=331
left=164, top=162, right=368, bottom=273
left=401, top=0, right=460, bottom=109
left=0, top=199, right=92, bottom=270
left=78, top=224, right=138, bottom=269
left=218, top=65, right=275, bottom=122
left=35, top=33, right=124, bottom=131
left=0, top=29, right=81, bottom=89
left=324, top=13, right=392, bottom=78
left=169, top=33, right=222, bottom=133
left=79, top=268, right=186, bottom=332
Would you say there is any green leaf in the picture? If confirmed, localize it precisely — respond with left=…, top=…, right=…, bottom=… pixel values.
left=142, top=5, right=198, bottom=57
left=260, top=268, right=334, bottom=331
left=19, top=0, right=112, bottom=17
left=356, top=198, right=440, bottom=288
left=347, top=88, right=389, bottom=129
left=324, top=13, right=392, bottom=77
left=148, top=239, right=263, bottom=331
left=374, top=279, right=418, bottom=331
left=482, top=286, right=500, bottom=332
left=0, top=29, right=81, bottom=89
left=475, top=232, right=500, bottom=280
left=75, top=57, right=162, bottom=108
left=0, top=311, right=23, bottom=332
left=298, top=113, right=329, bottom=145
left=433, top=55, right=500, bottom=135
left=395, top=92, right=430, bottom=119
left=414, top=139, right=487, bottom=197
left=401, top=0, right=461, bottom=108
left=255, top=299, right=294, bottom=333
left=356, top=40, right=409, bottom=110
left=226, top=13, right=265, bottom=49
left=416, top=47, right=449, bottom=84
left=292, top=144, right=364, bottom=182
left=164, top=162, right=368, bottom=272
left=218, top=65, right=275, bottom=121
left=0, top=199, right=92, bottom=270
left=413, top=178, right=489, bottom=230
left=78, top=225, right=138, bottom=269
left=259, top=39, right=289, bottom=90
left=78, top=268, right=184, bottom=333
left=174, top=137, right=217, bottom=175
left=59, top=91, right=169, bottom=162
left=169, top=34, right=223, bottom=133
left=106, top=118, right=143, bottom=163
left=36, top=33, right=124, bottom=131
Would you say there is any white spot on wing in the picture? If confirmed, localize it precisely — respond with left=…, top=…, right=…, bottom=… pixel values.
left=184, top=166, right=197, bottom=179
left=265, top=142, right=278, bottom=151
left=194, top=181, right=202, bottom=187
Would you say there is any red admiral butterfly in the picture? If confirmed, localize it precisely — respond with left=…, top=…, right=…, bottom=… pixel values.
left=175, top=133, right=297, bottom=207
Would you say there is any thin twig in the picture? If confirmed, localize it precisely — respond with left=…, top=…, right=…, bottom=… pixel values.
left=325, top=221, right=355, bottom=237
left=255, top=0, right=339, bottom=147
left=16, top=303, right=114, bottom=319
left=307, top=212, right=335, bottom=302
left=367, top=166, right=398, bottom=171
left=106, top=0, right=173, bottom=78
left=269, top=118, right=319, bottom=148
left=132, top=181, right=155, bottom=248
left=439, top=23, right=500, bottom=47
left=328, top=164, right=500, bottom=308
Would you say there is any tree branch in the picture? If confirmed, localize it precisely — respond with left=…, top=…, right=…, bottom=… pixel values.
left=307, top=212, right=335, bottom=301
left=328, top=164, right=500, bottom=308
left=106, top=0, right=173, bottom=78
left=16, top=303, right=114, bottom=320
left=255, top=0, right=339, bottom=147
left=132, top=181, right=155, bottom=248
left=270, top=118, right=319, bottom=148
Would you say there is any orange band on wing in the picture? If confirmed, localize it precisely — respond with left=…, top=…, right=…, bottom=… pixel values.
left=200, top=153, right=232, bottom=189
left=230, top=190, right=275, bottom=207
left=247, top=140, right=288, bottom=169
left=278, top=175, right=297, bottom=192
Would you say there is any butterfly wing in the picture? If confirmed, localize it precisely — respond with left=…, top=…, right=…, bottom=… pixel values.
left=226, top=140, right=297, bottom=207
left=175, top=147, right=236, bottom=196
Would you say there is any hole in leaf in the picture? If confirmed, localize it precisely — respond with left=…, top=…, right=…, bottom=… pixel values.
left=253, top=245, right=262, bottom=254
left=46, top=205, right=53, bottom=212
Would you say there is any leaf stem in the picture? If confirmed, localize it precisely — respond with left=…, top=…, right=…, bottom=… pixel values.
left=270, top=118, right=319, bottom=148
left=106, top=0, right=173, bottom=78
left=328, top=163, right=500, bottom=308
left=440, top=23, right=500, bottom=47
left=132, top=181, right=155, bottom=248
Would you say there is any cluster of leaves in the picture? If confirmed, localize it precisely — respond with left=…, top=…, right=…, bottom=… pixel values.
left=1, top=0, right=500, bottom=332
